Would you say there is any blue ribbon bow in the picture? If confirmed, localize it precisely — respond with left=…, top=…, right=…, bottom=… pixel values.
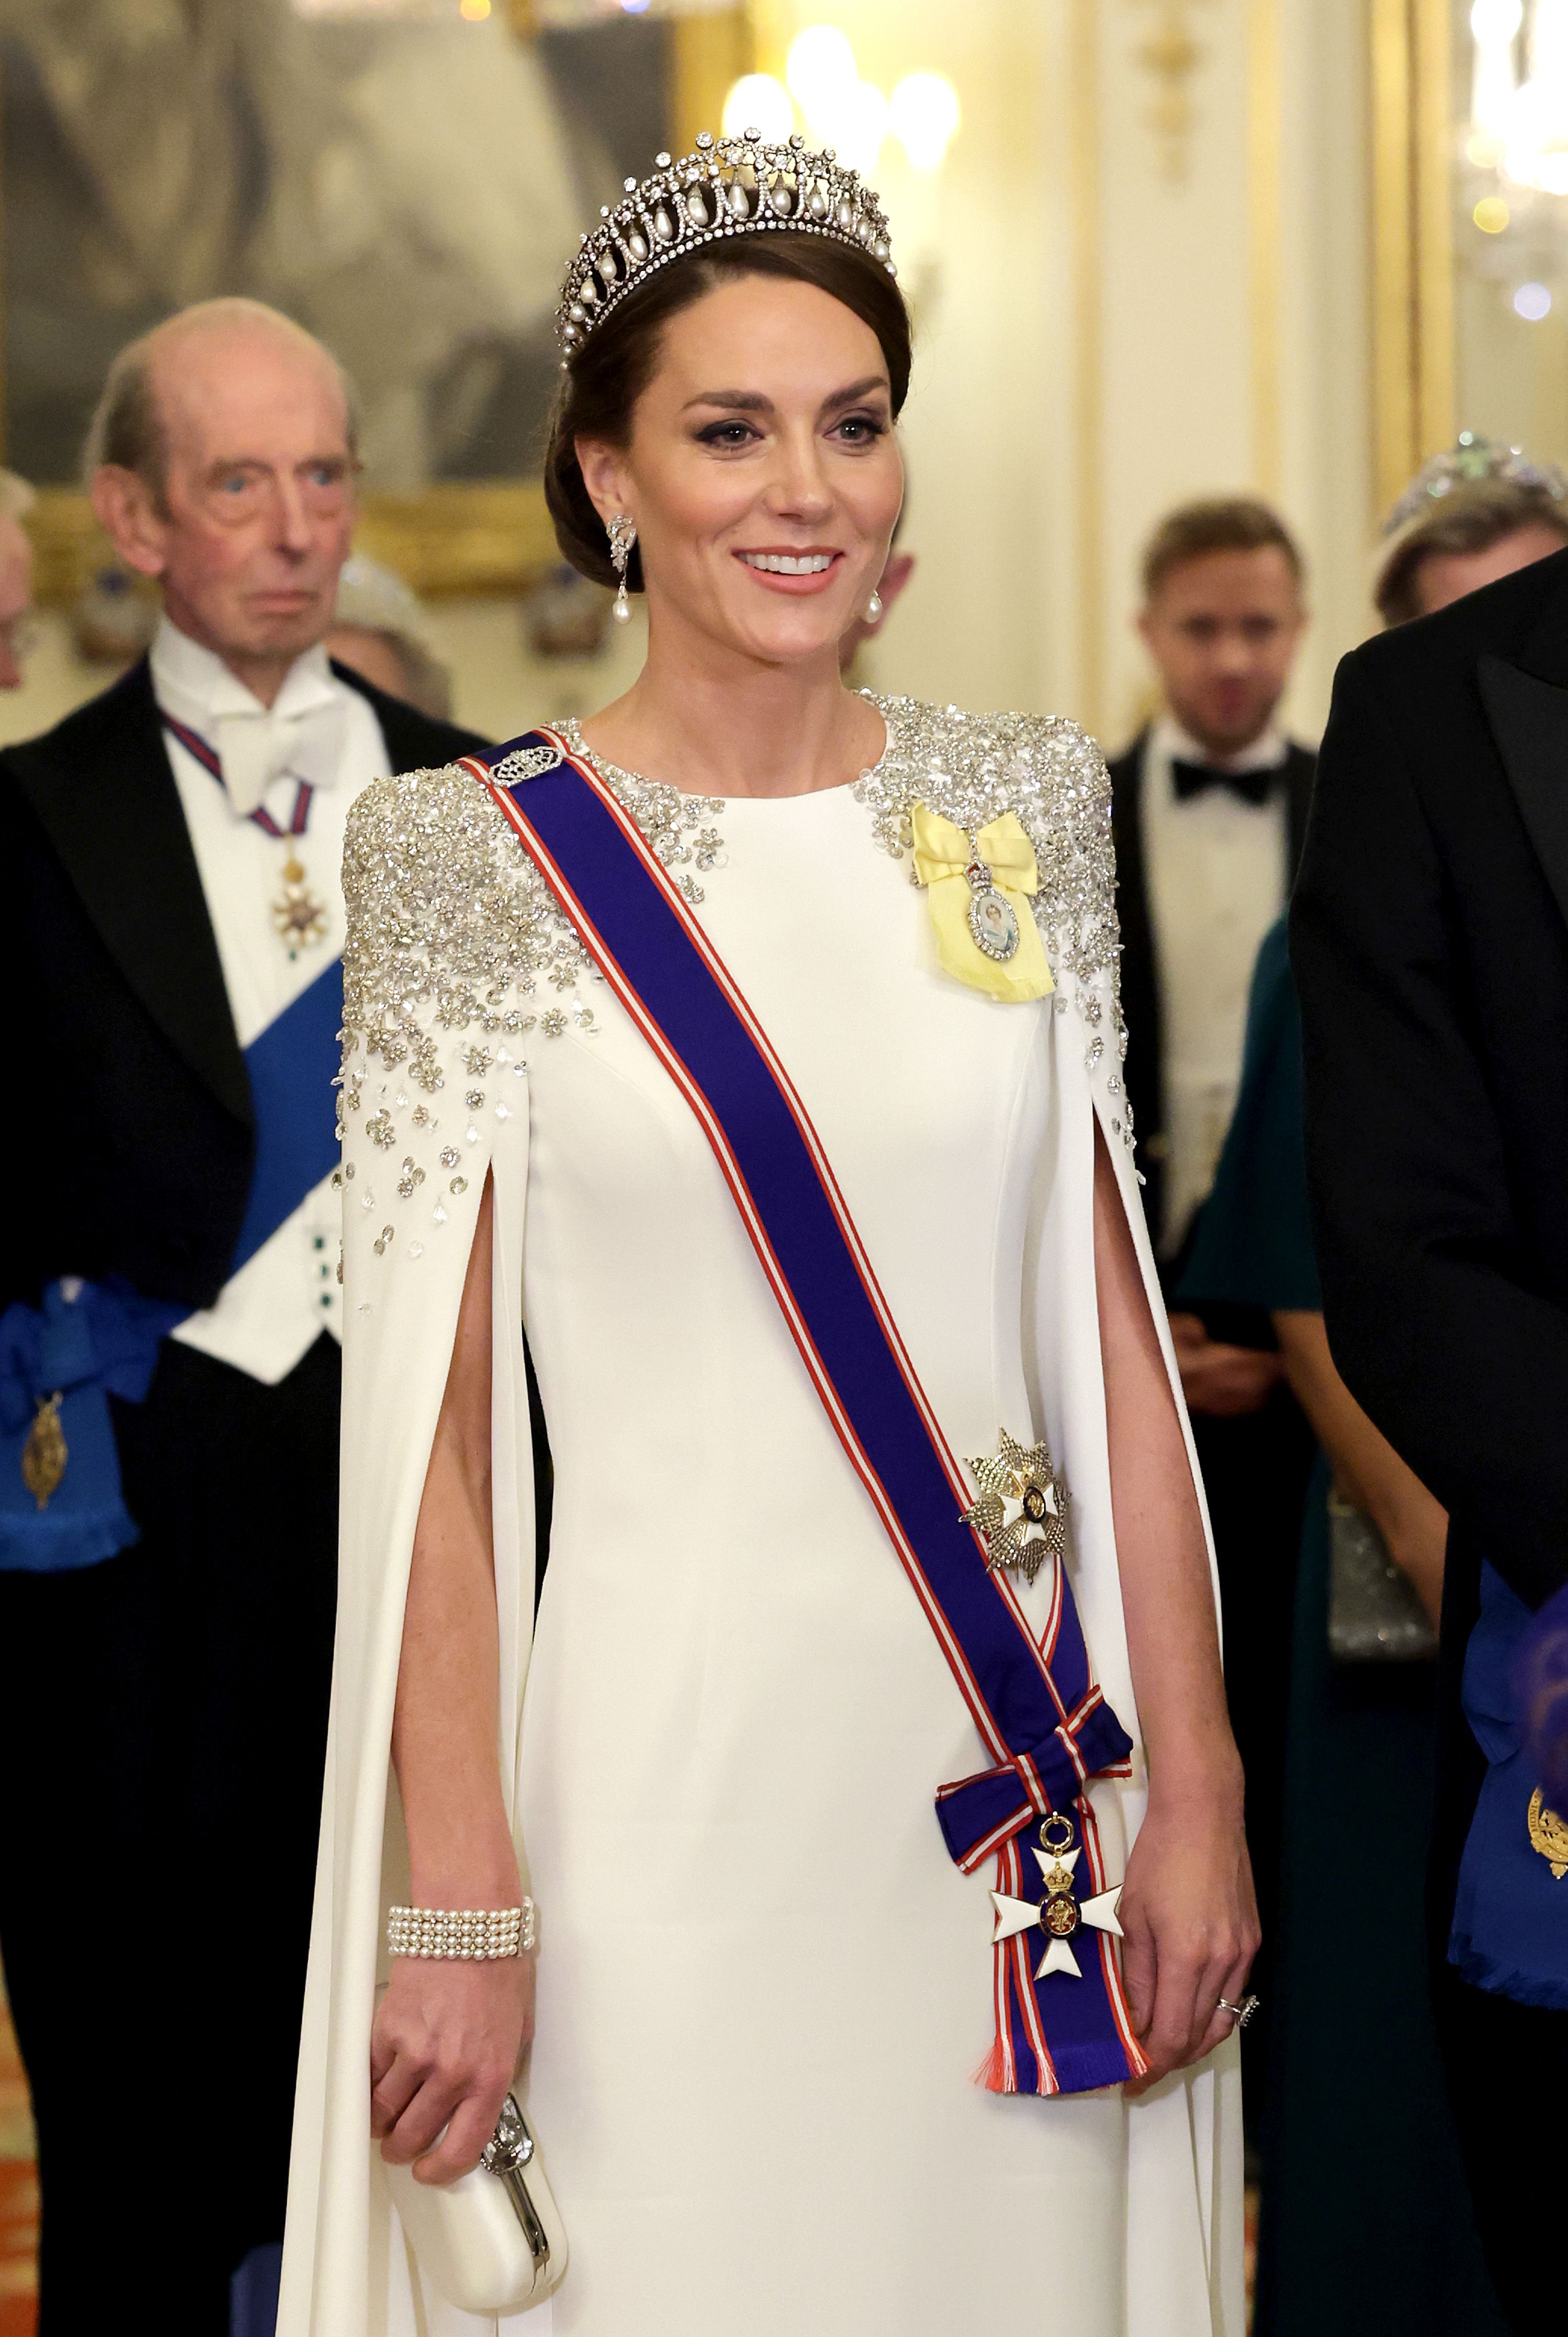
left=0, top=1279, right=183, bottom=1572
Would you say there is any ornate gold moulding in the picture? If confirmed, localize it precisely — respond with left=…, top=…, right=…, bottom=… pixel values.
left=25, top=481, right=562, bottom=609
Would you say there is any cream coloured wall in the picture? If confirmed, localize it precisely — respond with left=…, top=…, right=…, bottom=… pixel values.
left=1, top=3, right=1377, bottom=763
left=1058, top=0, right=1373, bottom=746
left=749, top=0, right=1376, bottom=749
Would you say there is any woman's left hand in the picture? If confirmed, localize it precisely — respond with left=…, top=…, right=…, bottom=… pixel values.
left=1116, top=1780, right=1260, bottom=2083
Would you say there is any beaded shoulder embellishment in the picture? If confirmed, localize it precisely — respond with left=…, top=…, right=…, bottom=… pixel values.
left=856, top=696, right=1132, bottom=1145
left=340, top=741, right=729, bottom=1095
left=340, top=703, right=1131, bottom=1153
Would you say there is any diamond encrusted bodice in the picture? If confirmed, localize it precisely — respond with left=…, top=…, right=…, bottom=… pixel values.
left=338, top=695, right=1128, bottom=1155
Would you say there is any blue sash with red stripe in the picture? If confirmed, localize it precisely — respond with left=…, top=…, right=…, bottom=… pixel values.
left=472, top=730, right=1145, bottom=2096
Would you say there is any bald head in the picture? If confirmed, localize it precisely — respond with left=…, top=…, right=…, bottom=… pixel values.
left=87, top=300, right=360, bottom=705
left=85, top=300, right=354, bottom=501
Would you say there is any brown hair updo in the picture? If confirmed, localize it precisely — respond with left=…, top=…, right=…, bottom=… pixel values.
left=1374, top=477, right=1568, bottom=626
left=544, top=237, right=912, bottom=595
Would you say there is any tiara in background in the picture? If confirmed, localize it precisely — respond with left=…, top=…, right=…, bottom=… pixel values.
left=556, top=129, right=896, bottom=363
left=1382, top=431, right=1568, bottom=535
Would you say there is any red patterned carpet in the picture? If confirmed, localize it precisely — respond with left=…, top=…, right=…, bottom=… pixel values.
left=0, top=1979, right=35, bottom=2337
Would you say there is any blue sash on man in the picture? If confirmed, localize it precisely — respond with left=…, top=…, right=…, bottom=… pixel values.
left=465, top=728, right=1146, bottom=2098
left=0, top=960, right=342, bottom=1572
left=1449, top=1564, right=1568, bottom=2007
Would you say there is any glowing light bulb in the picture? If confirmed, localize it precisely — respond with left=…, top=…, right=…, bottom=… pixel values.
left=1514, top=279, right=1553, bottom=317
left=787, top=26, right=859, bottom=132
left=889, top=72, right=962, bottom=172
left=721, top=73, right=795, bottom=145
left=1474, top=193, right=1512, bottom=228
left=1471, top=0, right=1523, bottom=37
left=458, top=0, right=491, bottom=18
left=795, top=77, right=884, bottom=178
left=1534, top=0, right=1568, bottom=85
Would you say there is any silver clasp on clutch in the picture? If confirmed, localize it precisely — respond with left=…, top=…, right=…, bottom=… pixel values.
left=481, top=2093, right=550, bottom=2270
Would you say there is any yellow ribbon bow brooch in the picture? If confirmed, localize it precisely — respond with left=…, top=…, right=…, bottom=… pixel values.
left=910, top=803, right=1055, bottom=1004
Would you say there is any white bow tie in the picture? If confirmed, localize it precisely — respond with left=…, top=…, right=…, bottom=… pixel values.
left=212, top=696, right=348, bottom=817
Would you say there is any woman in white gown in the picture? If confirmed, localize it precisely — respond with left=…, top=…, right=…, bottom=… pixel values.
left=280, top=132, right=1256, bottom=2337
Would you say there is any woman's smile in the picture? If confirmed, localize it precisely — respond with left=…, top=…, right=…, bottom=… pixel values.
left=733, top=545, right=843, bottom=592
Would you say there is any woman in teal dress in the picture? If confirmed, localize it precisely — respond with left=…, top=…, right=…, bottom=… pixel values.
left=1180, top=919, right=1506, bottom=2335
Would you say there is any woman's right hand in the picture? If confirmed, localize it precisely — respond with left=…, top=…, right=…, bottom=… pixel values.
left=371, top=1951, right=535, bottom=2185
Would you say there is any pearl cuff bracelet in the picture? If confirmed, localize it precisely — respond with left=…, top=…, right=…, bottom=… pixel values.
left=387, top=1900, right=538, bottom=1960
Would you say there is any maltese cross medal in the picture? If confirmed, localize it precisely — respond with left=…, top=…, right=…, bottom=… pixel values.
left=990, top=1812, right=1125, bottom=1980
left=962, top=1427, right=1070, bottom=1585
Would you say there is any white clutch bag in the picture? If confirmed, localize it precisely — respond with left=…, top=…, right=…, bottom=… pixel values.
left=385, top=2091, right=569, bottom=2316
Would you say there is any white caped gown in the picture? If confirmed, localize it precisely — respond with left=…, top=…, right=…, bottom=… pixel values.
left=279, top=696, right=1243, bottom=2337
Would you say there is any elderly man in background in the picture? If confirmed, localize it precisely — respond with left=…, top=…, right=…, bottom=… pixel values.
left=0, top=469, right=36, bottom=688
left=0, top=298, right=488, bottom=2334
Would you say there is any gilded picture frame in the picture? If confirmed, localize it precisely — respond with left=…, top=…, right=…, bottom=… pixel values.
left=3, top=4, right=753, bottom=606
left=1368, top=0, right=1456, bottom=519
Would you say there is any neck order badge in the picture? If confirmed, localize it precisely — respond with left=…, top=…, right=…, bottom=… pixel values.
left=162, top=710, right=330, bottom=957
left=464, top=728, right=1146, bottom=2097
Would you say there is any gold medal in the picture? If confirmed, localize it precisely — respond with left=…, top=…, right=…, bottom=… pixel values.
left=21, top=1390, right=67, bottom=1510
left=1528, top=1787, right=1568, bottom=1879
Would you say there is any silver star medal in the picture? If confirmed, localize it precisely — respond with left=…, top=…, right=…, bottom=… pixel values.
left=991, top=1812, right=1125, bottom=1979
left=271, top=852, right=329, bottom=960
left=961, top=1427, right=1070, bottom=1585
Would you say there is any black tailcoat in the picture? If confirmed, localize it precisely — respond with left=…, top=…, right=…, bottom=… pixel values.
left=1106, top=728, right=1316, bottom=1254
left=0, top=660, right=509, bottom=2331
left=1292, top=544, right=1568, bottom=2315
left=1, top=655, right=481, bottom=1310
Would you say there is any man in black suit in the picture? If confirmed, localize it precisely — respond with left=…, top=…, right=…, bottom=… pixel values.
left=0, top=300, right=489, bottom=2334
left=1108, top=497, right=1317, bottom=2133
left=1292, top=544, right=1568, bottom=2331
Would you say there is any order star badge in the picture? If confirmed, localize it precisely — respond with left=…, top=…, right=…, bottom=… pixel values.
left=962, top=1427, right=1070, bottom=1585
left=272, top=852, right=329, bottom=959
left=990, top=1812, right=1125, bottom=1980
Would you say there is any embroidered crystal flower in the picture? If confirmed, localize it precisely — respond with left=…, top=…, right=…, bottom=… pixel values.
left=961, top=1429, right=1070, bottom=1585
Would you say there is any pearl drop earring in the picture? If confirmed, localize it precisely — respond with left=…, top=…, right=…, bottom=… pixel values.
left=606, top=512, right=638, bottom=625
left=864, top=588, right=884, bottom=622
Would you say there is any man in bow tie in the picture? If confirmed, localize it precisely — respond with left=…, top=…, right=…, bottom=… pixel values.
left=1108, top=495, right=1317, bottom=2142
left=0, top=299, right=493, bottom=2333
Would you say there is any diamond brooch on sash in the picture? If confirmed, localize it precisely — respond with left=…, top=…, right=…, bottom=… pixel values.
left=990, top=1811, right=1125, bottom=1980
left=962, top=1429, right=1070, bottom=1585
left=272, top=852, right=329, bottom=958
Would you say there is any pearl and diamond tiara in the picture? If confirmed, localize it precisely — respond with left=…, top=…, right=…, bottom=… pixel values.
left=556, top=129, right=896, bottom=364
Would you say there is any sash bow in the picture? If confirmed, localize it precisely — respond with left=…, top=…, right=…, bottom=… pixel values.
left=937, top=1689, right=1134, bottom=1872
